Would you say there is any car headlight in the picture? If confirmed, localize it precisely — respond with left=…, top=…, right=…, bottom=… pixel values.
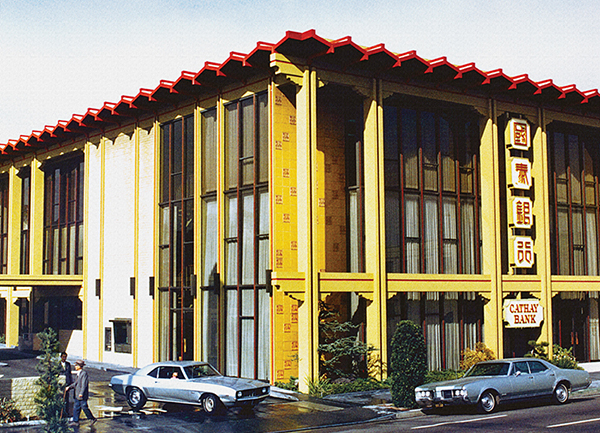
left=452, top=388, right=468, bottom=398
left=262, top=388, right=268, bottom=394
left=415, top=390, right=432, bottom=398
left=237, top=391, right=242, bottom=398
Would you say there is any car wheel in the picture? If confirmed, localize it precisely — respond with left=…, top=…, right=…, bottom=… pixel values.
left=202, top=394, right=223, bottom=415
left=126, top=387, right=147, bottom=410
left=553, top=383, right=569, bottom=404
left=477, top=390, right=497, bottom=413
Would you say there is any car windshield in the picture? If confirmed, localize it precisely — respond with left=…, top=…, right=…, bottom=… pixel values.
left=464, top=362, right=510, bottom=377
left=184, top=364, right=221, bottom=379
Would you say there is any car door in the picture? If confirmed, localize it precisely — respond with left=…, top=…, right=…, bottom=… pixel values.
left=527, top=360, right=556, bottom=396
left=507, top=361, right=534, bottom=399
left=151, top=366, right=184, bottom=402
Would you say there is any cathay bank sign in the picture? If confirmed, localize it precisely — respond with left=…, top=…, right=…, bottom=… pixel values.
left=503, top=299, right=543, bottom=328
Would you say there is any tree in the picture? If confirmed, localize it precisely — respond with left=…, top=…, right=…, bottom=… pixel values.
left=35, top=328, right=71, bottom=432
left=389, top=320, right=427, bottom=408
left=318, top=301, right=374, bottom=379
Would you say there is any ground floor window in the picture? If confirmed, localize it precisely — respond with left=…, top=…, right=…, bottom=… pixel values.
left=387, top=292, right=484, bottom=371
left=553, top=291, right=600, bottom=362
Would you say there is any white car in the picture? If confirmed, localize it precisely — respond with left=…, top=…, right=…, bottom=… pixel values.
left=109, top=361, right=270, bottom=414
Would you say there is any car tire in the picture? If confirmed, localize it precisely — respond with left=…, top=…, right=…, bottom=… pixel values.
left=202, top=394, right=223, bottom=415
left=553, top=383, right=569, bottom=404
left=126, top=387, right=147, bottom=410
left=477, top=390, right=498, bottom=413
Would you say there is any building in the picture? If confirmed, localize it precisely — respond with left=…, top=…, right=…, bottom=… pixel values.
left=1, top=30, right=600, bottom=392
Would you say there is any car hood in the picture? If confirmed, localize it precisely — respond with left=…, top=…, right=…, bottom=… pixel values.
left=418, top=376, right=495, bottom=389
left=189, top=376, right=268, bottom=391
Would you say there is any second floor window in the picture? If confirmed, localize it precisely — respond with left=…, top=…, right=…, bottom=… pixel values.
left=384, top=99, right=481, bottom=274
left=43, top=155, right=84, bottom=275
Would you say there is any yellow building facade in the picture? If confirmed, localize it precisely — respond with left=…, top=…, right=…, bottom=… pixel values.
left=1, top=31, right=600, bottom=391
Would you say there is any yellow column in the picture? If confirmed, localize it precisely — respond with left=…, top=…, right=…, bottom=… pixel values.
left=5, top=167, right=22, bottom=347
left=7, top=166, right=22, bottom=275
left=5, top=288, right=19, bottom=347
left=532, top=109, right=553, bottom=347
left=480, top=100, right=503, bottom=357
left=363, top=79, right=387, bottom=379
left=296, top=67, right=319, bottom=392
left=29, top=158, right=44, bottom=275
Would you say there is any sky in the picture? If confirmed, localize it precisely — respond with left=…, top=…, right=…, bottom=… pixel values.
left=1, top=0, right=599, bottom=144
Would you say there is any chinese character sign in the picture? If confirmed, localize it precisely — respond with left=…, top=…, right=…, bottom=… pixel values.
left=511, top=197, right=533, bottom=228
left=513, top=236, right=534, bottom=268
left=507, top=118, right=530, bottom=151
left=510, top=158, right=531, bottom=190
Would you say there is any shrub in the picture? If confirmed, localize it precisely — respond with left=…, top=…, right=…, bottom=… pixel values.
left=526, top=340, right=582, bottom=370
left=307, top=375, right=334, bottom=397
left=389, top=320, right=427, bottom=408
left=318, top=301, right=374, bottom=379
left=425, top=370, right=463, bottom=383
left=34, top=328, right=71, bottom=433
left=275, top=376, right=299, bottom=392
left=460, top=342, right=496, bottom=371
left=0, top=398, right=23, bottom=423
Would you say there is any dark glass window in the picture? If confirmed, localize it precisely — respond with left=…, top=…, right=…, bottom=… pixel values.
left=113, top=319, right=132, bottom=353
left=549, top=125, right=600, bottom=275
left=384, top=99, right=481, bottom=274
left=224, top=92, right=270, bottom=380
left=0, top=175, right=8, bottom=274
left=19, top=168, right=30, bottom=274
left=43, top=155, right=84, bottom=275
left=159, top=115, right=195, bottom=361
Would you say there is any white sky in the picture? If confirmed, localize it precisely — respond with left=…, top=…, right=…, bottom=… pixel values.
left=1, top=0, right=599, bottom=144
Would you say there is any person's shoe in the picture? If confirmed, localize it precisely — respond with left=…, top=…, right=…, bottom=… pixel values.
left=90, top=418, right=97, bottom=426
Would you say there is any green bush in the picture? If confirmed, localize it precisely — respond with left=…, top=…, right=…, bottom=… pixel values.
left=460, top=342, right=495, bottom=371
left=389, top=320, right=427, bottom=408
left=307, top=375, right=334, bottom=397
left=526, top=340, right=582, bottom=370
left=424, top=369, right=463, bottom=383
left=275, top=376, right=299, bottom=392
left=0, top=398, right=23, bottom=423
left=34, top=328, right=71, bottom=433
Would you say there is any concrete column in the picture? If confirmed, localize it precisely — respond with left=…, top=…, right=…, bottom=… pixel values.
left=363, top=79, right=387, bottom=379
left=29, top=158, right=44, bottom=276
left=480, top=99, right=504, bottom=357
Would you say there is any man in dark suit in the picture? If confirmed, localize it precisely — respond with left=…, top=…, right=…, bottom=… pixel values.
left=66, top=360, right=97, bottom=426
left=59, top=352, right=73, bottom=417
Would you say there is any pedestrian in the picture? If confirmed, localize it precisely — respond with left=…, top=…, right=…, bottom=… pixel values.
left=66, top=360, right=97, bottom=427
left=59, top=352, right=73, bottom=418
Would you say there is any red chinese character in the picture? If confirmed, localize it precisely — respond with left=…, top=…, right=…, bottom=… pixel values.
left=517, top=240, right=533, bottom=265
left=514, top=123, right=528, bottom=147
left=516, top=200, right=531, bottom=225
left=515, top=163, right=530, bottom=186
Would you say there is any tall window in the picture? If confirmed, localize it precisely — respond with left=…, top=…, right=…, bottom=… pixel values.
left=159, top=115, right=195, bottom=361
left=384, top=100, right=481, bottom=274
left=200, top=107, right=219, bottom=368
left=549, top=125, right=600, bottom=275
left=0, top=175, right=8, bottom=274
left=20, top=168, right=30, bottom=274
left=224, top=93, right=270, bottom=380
left=43, top=155, right=84, bottom=275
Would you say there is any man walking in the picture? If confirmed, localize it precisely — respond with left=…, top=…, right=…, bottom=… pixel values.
left=66, top=360, right=97, bottom=426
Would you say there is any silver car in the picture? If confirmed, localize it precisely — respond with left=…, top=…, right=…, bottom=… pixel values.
left=109, top=361, right=270, bottom=414
left=415, top=358, right=591, bottom=413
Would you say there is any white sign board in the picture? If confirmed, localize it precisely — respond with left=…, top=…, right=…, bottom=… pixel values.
left=503, top=299, right=543, bottom=328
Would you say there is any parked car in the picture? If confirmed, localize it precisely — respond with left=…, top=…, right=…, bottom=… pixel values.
left=109, top=361, right=270, bottom=414
left=415, top=358, right=591, bottom=413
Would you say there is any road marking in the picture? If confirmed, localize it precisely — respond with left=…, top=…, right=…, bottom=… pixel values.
left=411, top=414, right=507, bottom=429
left=547, top=417, right=600, bottom=428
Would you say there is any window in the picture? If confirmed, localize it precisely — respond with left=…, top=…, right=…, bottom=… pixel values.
left=223, top=93, right=270, bottom=380
left=0, top=175, right=8, bottom=274
left=528, top=360, right=547, bottom=373
left=200, top=108, right=219, bottom=368
left=43, top=154, right=84, bottom=275
left=384, top=99, right=481, bottom=274
left=549, top=126, right=600, bottom=275
left=104, top=327, right=112, bottom=351
left=158, top=115, right=195, bottom=361
left=112, top=319, right=132, bottom=353
left=19, top=168, right=30, bottom=274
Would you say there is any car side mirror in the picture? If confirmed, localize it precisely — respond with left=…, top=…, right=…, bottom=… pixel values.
left=514, top=371, right=521, bottom=376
